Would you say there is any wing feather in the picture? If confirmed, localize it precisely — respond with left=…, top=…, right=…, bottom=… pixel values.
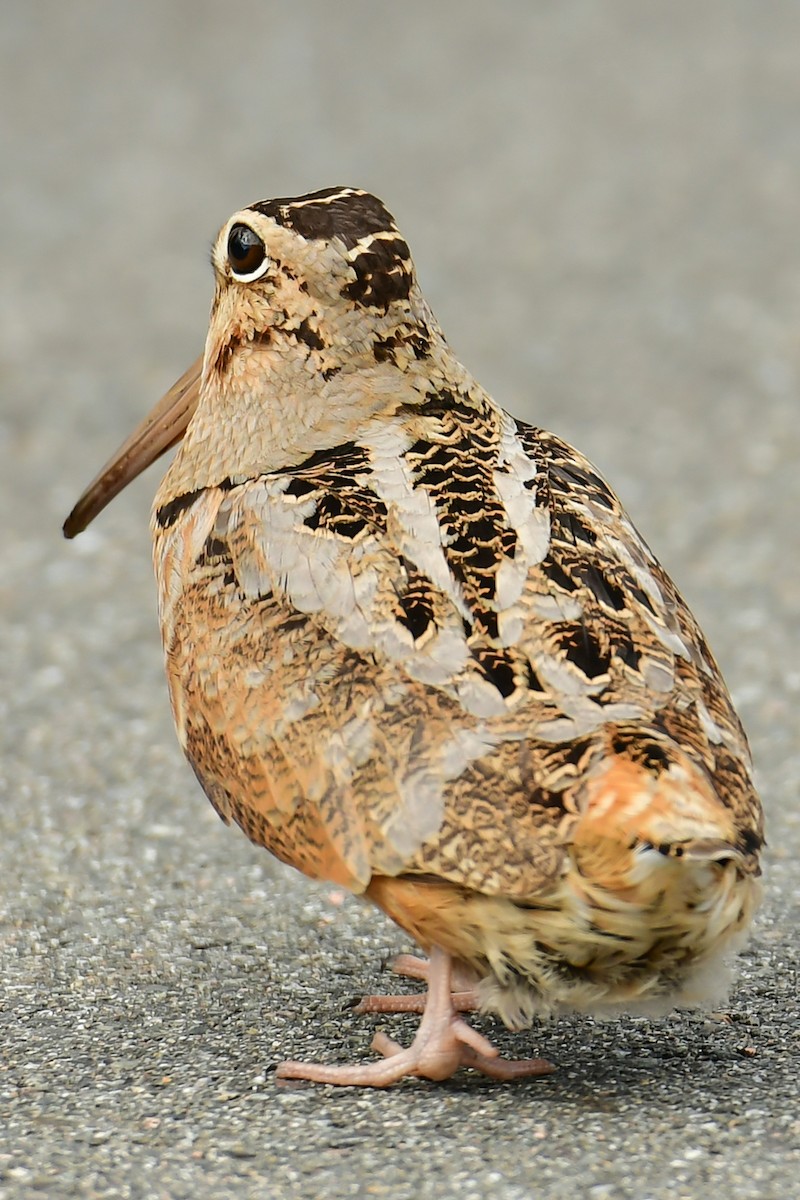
left=160, top=408, right=759, bottom=897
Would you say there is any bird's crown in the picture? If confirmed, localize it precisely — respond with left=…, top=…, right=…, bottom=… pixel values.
left=212, top=186, right=416, bottom=312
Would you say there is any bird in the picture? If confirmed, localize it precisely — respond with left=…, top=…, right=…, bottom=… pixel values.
left=64, top=186, right=763, bottom=1087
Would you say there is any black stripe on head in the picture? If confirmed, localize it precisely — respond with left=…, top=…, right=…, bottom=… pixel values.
left=343, top=232, right=413, bottom=309
left=249, top=187, right=399, bottom=251
left=250, top=187, right=414, bottom=309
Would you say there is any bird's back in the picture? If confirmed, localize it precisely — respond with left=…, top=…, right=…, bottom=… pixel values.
left=152, top=381, right=761, bottom=929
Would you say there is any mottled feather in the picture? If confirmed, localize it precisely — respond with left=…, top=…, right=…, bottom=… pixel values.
left=147, top=188, right=761, bottom=1029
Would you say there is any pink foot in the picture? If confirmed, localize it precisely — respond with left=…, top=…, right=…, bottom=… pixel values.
left=352, top=952, right=480, bottom=1014
left=391, top=953, right=480, bottom=993
left=352, top=988, right=478, bottom=1015
left=276, top=947, right=555, bottom=1088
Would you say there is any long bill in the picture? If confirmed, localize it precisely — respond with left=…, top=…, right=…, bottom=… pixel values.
left=63, top=356, right=203, bottom=539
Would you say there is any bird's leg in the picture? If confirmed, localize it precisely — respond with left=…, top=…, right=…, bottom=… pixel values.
left=391, top=952, right=480, bottom=992
left=276, top=946, right=555, bottom=1087
left=352, top=952, right=479, bottom=1014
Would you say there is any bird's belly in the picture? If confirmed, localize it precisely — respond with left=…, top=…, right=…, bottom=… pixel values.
left=367, top=859, right=760, bottom=1028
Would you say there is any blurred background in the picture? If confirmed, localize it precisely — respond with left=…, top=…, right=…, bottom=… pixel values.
left=2, top=3, right=798, bottom=1197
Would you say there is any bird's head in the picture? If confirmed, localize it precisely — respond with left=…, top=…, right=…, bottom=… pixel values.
left=64, top=187, right=436, bottom=538
left=207, top=187, right=419, bottom=378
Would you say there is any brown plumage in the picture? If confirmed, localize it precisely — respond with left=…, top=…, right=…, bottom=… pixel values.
left=64, top=187, right=763, bottom=1086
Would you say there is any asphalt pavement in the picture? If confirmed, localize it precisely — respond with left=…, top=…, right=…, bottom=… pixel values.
left=1, top=3, right=799, bottom=1197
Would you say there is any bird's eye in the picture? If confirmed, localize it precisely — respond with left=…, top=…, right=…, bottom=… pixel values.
left=227, top=223, right=269, bottom=281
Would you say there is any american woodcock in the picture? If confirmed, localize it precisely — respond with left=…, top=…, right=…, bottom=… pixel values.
left=64, top=187, right=763, bottom=1087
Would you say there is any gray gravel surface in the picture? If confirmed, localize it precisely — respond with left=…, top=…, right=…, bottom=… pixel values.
left=2, top=3, right=799, bottom=1197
